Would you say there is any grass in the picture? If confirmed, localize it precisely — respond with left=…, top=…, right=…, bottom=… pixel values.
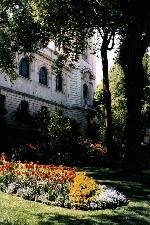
left=0, top=167, right=150, bottom=225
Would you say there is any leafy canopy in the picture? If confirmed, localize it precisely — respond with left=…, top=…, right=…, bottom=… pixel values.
left=0, top=0, right=122, bottom=76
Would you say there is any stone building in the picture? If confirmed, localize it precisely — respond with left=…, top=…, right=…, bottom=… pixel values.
left=0, top=42, right=96, bottom=134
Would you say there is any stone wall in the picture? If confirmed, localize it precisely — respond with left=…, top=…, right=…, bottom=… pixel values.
left=0, top=86, right=88, bottom=134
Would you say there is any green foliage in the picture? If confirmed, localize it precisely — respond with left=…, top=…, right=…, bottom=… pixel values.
left=94, top=53, right=150, bottom=150
left=0, top=0, right=123, bottom=76
left=94, top=84, right=105, bottom=142
left=109, top=61, right=127, bottom=145
left=11, top=144, right=38, bottom=162
left=109, top=53, right=150, bottom=148
left=30, top=107, right=79, bottom=164
left=142, top=53, right=150, bottom=127
left=75, top=138, right=108, bottom=167
left=0, top=0, right=55, bottom=77
left=9, top=106, right=108, bottom=166
left=34, top=107, right=77, bottom=147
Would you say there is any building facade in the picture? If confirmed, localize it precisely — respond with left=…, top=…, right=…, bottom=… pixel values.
left=0, top=43, right=96, bottom=134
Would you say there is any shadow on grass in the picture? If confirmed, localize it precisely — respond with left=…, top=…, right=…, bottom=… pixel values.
left=83, top=167, right=150, bottom=200
left=33, top=203, right=150, bottom=225
left=1, top=205, right=150, bottom=225
left=37, top=214, right=96, bottom=225
left=0, top=222, right=29, bottom=225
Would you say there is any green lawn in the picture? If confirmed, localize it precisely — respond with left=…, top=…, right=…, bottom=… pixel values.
left=0, top=167, right=150, bottom=225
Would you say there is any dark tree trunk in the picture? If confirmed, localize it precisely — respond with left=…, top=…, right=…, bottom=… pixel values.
left=119, top=31, right=148, bottom=168
left=101, top=36, right=114, bottom=165
left=118, top=0, right=150, bottom=169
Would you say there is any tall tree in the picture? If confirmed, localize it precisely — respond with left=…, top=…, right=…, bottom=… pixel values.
left=29, top=0, right=123, bottom=164
left=109, top=53, right=150, bottom=149
left=119, top=0, right=150, bottom=167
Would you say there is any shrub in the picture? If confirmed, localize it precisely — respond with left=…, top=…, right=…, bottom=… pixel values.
left=9, top=107, right=108, bottom=166
left=75, top=138, right=108, bottom=166
left=31, top=108, right=80, bottom=164
left=11, top=143, right=39, bottom=162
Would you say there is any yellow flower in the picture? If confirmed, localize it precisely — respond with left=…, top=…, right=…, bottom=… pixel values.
left=69, top=172, right=97, bottom=204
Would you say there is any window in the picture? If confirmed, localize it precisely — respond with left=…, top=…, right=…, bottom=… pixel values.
left=56, top=74, right=62, bottom=92
left=83, top=83, right=88, bottom=100
left=15, top=100, right=30, bottom=124
left=19, top=57, right=29, bottom=78
left=19, top=100, right=29, bottom=111
left=0, top=94, right=6, bottom=116
left=39, top=67, right=47, bottom=85
left=54, top=41, right=61, bottom=52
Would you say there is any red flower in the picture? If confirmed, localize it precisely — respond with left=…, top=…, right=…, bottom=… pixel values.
left=26, top=143, right=36, bottom=151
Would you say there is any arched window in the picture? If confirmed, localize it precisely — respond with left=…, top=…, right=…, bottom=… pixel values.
left=19, top=57, right=29, bottom=78
left=56, top=74, right=62, bottom=92
left=83, top=83, right=88, bottom=100
left=39, top=67, right=47, bottom=85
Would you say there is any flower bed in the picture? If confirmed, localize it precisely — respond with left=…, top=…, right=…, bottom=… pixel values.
left=0, top=154, right=128, bottom=210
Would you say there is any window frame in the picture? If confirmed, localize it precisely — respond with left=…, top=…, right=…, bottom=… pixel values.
left=83, top=83, right=88, bottom=100
left=39, top=66, right=48, bottom=86
left=56, top=74, right=63, bottom=92
left=19, top=57, right=30, bottom=79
